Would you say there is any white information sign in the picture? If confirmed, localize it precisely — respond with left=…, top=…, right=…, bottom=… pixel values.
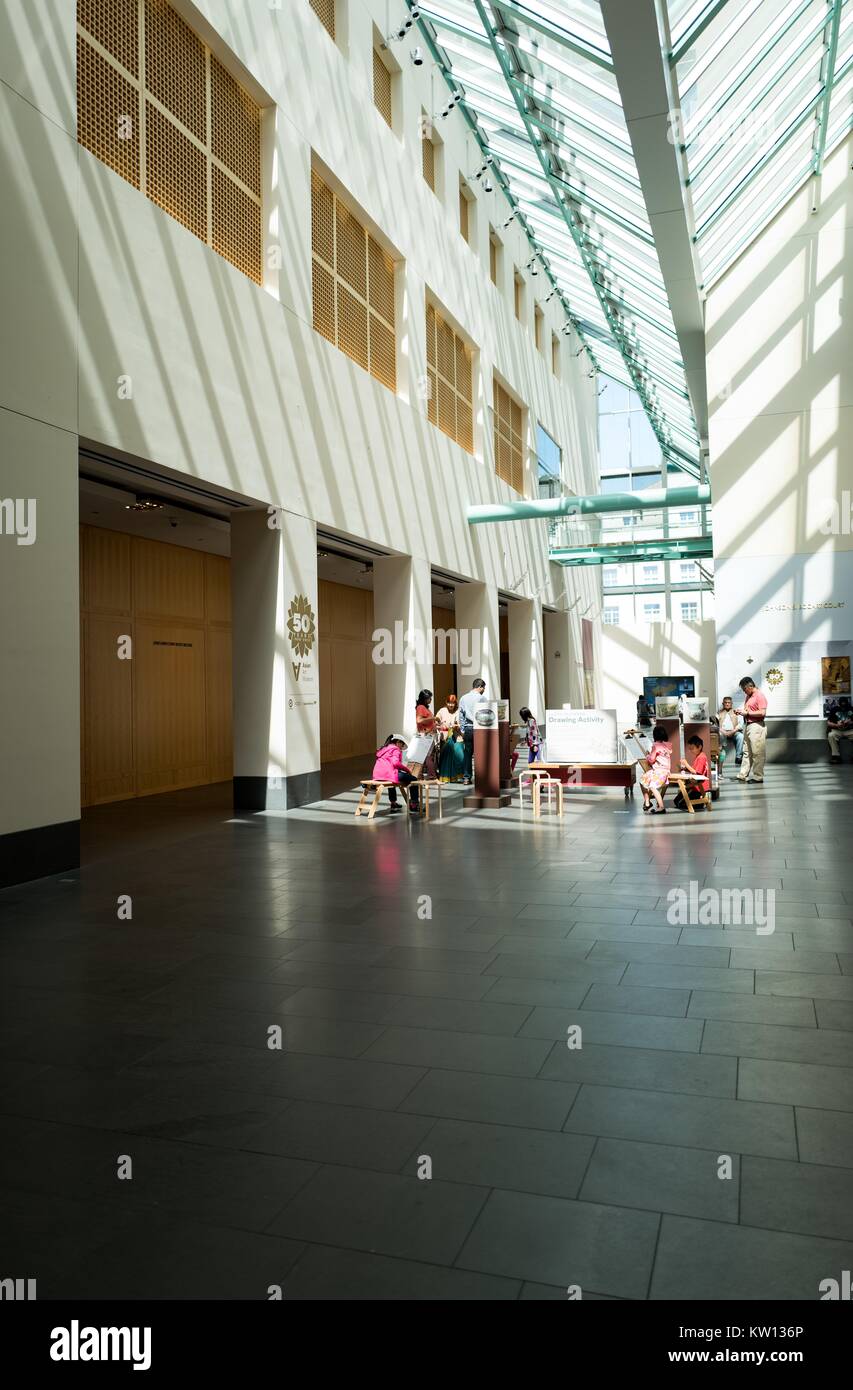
left=545, top=709, right=619, bottom=764
left=761, top=661, right=822, bottom=717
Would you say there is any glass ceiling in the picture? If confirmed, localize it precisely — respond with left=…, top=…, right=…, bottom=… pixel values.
left=411, top=0, right=853, bottom=475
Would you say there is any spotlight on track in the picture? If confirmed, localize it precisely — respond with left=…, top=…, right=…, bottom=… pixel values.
left=386, top=6, right=421, bottom=42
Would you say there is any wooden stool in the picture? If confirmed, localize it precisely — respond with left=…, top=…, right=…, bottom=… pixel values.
left=669, top=777, right=712, bottom=814
left=533, top=777, right=564, bottom=818
left=407, top=778, right=443, bottom=821
left=518, top=768, right=549, bottom=808
left=355, top=781, right=401, bottom=819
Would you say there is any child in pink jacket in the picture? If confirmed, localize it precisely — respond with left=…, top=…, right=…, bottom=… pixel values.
left=371, top=735, right=418, bottom=813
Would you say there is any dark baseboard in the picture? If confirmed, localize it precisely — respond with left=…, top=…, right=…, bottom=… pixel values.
left=0, top=820, right=80, bottom=888
left=233, top=771, right=323, bottom=812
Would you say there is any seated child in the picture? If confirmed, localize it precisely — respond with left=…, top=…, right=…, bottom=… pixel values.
left=371, top=734, right=418, bottom=813
left=638, top=724, right=672, bottom=814
left=675, top=735, right=710, bottom=809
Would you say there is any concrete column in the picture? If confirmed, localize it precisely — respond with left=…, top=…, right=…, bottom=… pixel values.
left=372, top=554, right=433, bottom=744
left=231, top=507, right=321, bottom=810
left=508, top=597, right=544, bottom=718
left=0, top=410, right=80, bottom=885
left=455, top=579, right=500, bottom=702
left=544, top=609, right=574, bottom=711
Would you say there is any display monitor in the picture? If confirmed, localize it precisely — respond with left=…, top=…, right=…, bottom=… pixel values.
left=643, top=675, right=695, bottom=704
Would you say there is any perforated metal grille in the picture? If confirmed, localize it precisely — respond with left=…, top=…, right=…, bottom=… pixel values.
left=309, top=0, right=335, bottom=41
left=145, top=99, right=207, bottom=242
left=144, top=0, right=205, bottom=143
left=311, top=171, right=396, bottom=394
left=78, top=0, right=138, bottom=75
left=77, top=0, right=262, bottom=284
left=373, top=48, right=392, bottom=129
left=77, top=33, right=140, bottom=188
left=211, top=55, right=261, bottom=198
left=422, top=133, right=435, bottom=191
left=425, top=301, right=473, bottom=455
left=494, top=380, right=524, bottom=492
left=212, top=165, right=261, bottom=283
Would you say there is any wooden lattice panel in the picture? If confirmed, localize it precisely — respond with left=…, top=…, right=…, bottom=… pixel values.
left=78, top=0, right=262, bottom=284
left=144, top=0, right=206, bottom=143
left=422, top=134, right=435, bottom=191
left=425, top=301, right=473, bottom=455
left=459, top=187, right=469, bottom=242
left=78, top=0, right=139, bottom=76
left=494, top=380, right=523, bottom=492
left=309, top=0, right=335, bottom=40
left=369, top=316, right=396, bottom=393
left=212, top=165, right=262, bottom=284
left=77, top=34, right=140, bottom=188
left=145, top=99, right=207, bottom=243
left=311, top=169, right=334, bottom=266
left=311, top=171, right=396, bottom=393
left=368, top=236, right=394, bottom=326
left=312, top=260, right=335, bottom=343
left=335, top=201, right=367, bottom=299
left=211, top=55, right=261, bottom=198
left=337, top=283, right=369, bottom=372
left=427, top=367, right=437, bottom=424
left=457, top=399, right=473, bottom=453
left=426, top=303, right=436, bottom=367
left=373, top=49, right=392, bottom=129
left=437, top=375, right=455, bottom=439
left=455, top=337, right=471, bottom=401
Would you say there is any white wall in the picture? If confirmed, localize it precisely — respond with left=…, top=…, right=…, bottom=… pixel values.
left=706, top=133, right=853, bottom=704
left=601, top=620, right=718, bottom=728
left=0, top=0, right=603, bottom=844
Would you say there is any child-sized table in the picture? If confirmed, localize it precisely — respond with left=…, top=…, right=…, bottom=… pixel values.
left=527, top=762, right=640, bottom=799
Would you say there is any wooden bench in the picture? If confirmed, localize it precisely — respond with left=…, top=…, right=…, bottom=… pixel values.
left=355, top=778, right=443, bottom=821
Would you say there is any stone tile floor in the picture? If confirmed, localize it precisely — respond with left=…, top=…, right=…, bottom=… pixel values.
left=0, top=763, right=851, bottom=1299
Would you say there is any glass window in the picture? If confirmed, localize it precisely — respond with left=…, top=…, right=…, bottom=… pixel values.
left=643, top=601, right=662, bottom=620
left=536, top=424, right=562, bottom=498
left=680, top=601, right=699, bottom=621
left=602, top=567, right=618, bottom=588
left=603, top=606, right=620, bottom=626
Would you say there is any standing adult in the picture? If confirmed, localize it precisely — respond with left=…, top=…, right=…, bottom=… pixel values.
left=435, top=694, right=459, bottom=734
left=636, top=693, right=653, bottom=730
left=735, top=677, right=768, bottom=783
left=717, top=696, right=744, bottom=778
left=828, top=697, right=853, bottom=763
left=414, top=689, right=437, bottom=781
left=457, top=677, right=487, bottom=786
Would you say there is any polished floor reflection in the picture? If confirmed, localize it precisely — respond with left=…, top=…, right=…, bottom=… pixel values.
left=0, top=765, right=851, bottom=1299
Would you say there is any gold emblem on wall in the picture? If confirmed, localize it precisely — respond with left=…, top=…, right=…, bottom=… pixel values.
left=287, top=594, right=316, bottom=659
left=765, top=667, right=784, bottom=689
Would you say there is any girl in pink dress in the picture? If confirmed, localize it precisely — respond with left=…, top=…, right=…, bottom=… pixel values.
left=638, top=724, right=672, bottom=815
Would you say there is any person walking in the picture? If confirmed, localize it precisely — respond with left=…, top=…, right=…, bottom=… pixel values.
left=457, top=677, right=487, bottom=785
left=735, top=677, right=768, bottom=783
left=717, top=696, right=744, bottom=778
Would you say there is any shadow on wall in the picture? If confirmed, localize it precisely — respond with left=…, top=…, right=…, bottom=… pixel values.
left=600, top=619, right=717, bottom=726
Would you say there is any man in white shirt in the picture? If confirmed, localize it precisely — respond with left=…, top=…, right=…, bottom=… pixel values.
left=717, top=696, right=743, bottom=778
left=457, top=678, right=487, bottom=785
